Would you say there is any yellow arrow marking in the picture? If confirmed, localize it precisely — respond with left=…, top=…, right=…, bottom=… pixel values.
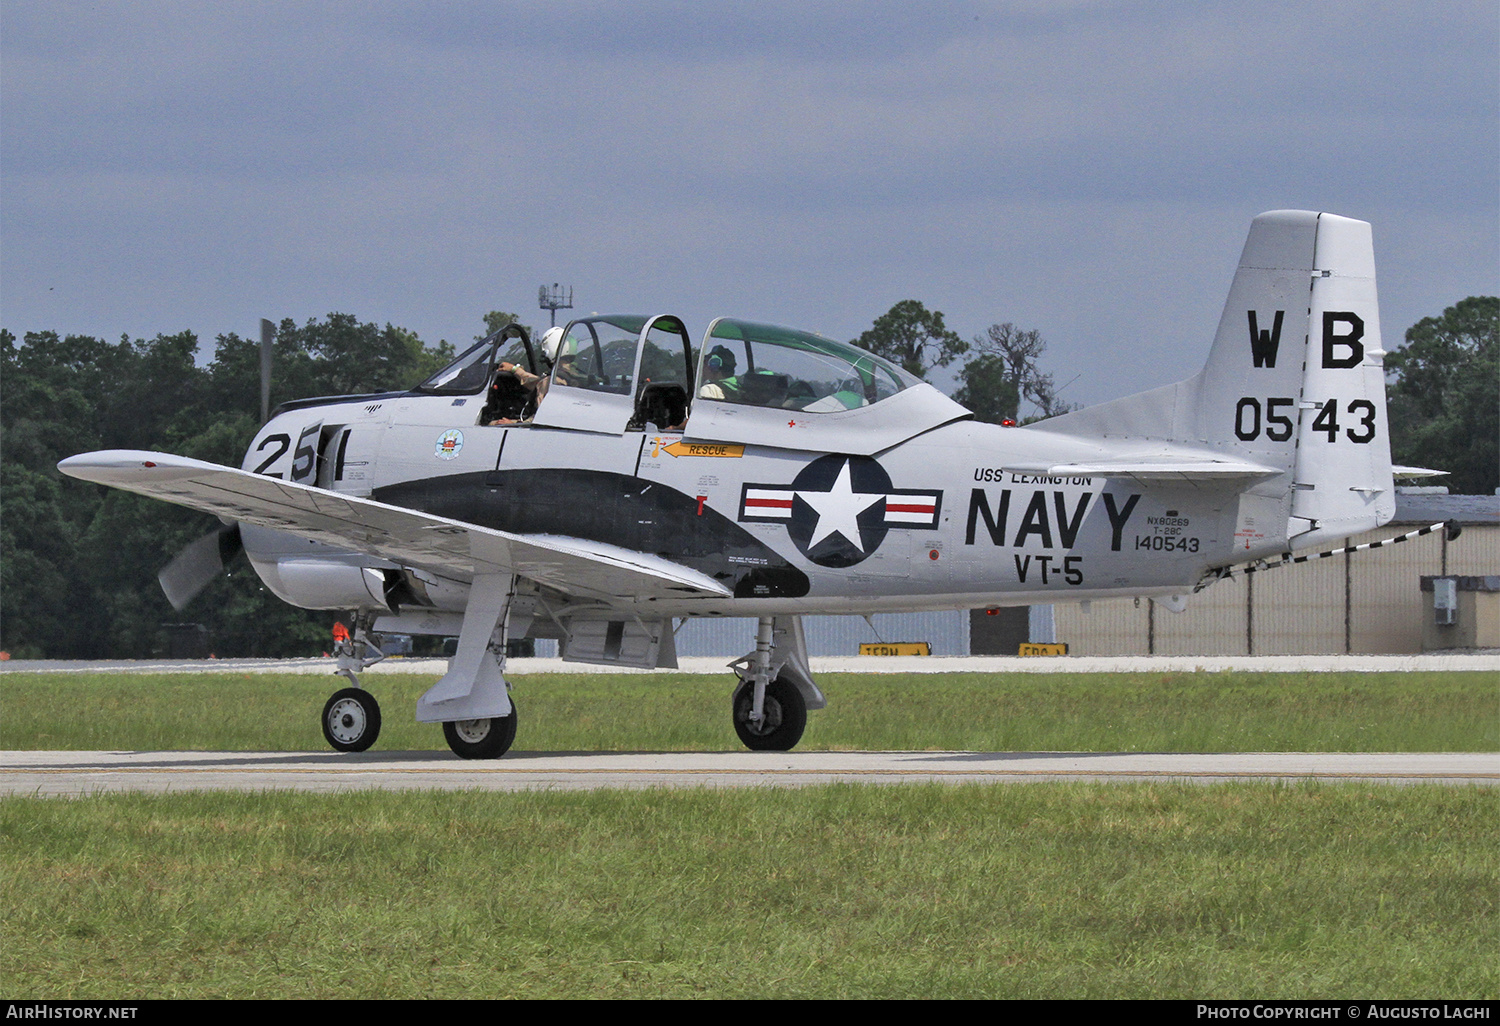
left=659, top=441, right=744, bottom=458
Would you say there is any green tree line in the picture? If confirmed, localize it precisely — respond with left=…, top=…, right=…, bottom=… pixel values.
left=1, top=315, right=454, bottom=659
left=2, top=298, right=1491, bottom=658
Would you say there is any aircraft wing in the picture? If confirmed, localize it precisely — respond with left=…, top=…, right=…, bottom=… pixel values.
left=57, top=450, right=732, bottom=603
left=1004, top=456, right=1282, bottom=487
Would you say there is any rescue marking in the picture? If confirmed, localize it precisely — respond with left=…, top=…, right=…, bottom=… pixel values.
left=654, top=439, right=745, bottom=459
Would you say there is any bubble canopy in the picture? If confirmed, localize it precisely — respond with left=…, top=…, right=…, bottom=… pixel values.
left=404, top=313, right=964, bottom=447
left=697, top=318, right=920, bottom=413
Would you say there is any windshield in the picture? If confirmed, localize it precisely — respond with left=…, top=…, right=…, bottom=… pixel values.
left=696, top=319, right=919, bottom=411
left=414, top=324, right=534, bottom=394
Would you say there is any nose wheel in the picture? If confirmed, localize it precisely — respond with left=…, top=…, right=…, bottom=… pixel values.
left=321, top=687, right=382, bottom=753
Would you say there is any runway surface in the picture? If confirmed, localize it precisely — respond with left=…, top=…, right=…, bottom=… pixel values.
left=3, top=749, right=1495, bottom=795
left=5, top=653, right=1498, bottom=675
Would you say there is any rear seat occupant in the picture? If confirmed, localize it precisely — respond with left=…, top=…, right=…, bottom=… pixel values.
left=698, top=345, right=739, bottom=400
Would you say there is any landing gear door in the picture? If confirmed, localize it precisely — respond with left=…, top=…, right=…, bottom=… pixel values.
left=559, top=615, right=673, bottom=669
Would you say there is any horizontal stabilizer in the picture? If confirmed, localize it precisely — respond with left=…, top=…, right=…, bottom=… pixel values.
left=1004, top=457, right=1280, bottom=487
left=1392, top=465, right=1447, bottom=479
left=58, top=450, right=732, bottom=603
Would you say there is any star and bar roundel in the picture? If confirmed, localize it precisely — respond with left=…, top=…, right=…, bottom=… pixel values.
left=738, top=454, right=942, bottom=568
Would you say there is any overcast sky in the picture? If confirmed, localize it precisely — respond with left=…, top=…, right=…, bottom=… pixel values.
left=3, top=1, right=1495, bottom=408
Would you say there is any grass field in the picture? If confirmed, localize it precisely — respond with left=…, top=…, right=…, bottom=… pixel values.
left=2, top=669, right=1496, bottom=753
left=2, top=669, right=1495, bottom=999
left=3, top=784, right=1496, bottom=999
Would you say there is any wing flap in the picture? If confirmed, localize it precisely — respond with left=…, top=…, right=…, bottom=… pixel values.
left=58, top=450, right=731, bottom=602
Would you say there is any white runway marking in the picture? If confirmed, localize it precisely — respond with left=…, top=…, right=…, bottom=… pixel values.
left=2, top=750, right=1495, bottom=795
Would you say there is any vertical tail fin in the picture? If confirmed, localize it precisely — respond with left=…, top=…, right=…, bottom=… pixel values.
left=1195, top=210, right=1394, bottom=549
left=1038, top=210, right=1395, bottom=554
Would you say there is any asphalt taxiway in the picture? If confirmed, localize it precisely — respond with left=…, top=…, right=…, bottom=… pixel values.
left=2, top=749, right=1495, bottom=796
left=5, top=655, right=1494, bottom=794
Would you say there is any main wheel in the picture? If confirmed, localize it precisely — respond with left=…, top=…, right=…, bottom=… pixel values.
left=322, top=687, right=382, bottom=753
left=732, top=676, right=807, bottom=751
left=442, top=705, right=518, bottom=760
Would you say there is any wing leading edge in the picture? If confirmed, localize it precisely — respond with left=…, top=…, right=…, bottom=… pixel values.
left=57, top=450, right=732, bottom=603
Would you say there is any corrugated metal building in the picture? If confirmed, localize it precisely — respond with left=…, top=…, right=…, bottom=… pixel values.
left=1053, top=492, right=1498, bottom=655
left=658, top=493, right=1497, bottom=658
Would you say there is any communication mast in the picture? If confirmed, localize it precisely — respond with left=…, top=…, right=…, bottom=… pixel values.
left=538, top=284, right=573, bottom=327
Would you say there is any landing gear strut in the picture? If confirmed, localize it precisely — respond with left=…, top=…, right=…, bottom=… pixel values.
left=417, top=573, right=519, bottom=760
left=320, top=617, right=385, bottom=754
left=727, top=616, right=822, bottom=752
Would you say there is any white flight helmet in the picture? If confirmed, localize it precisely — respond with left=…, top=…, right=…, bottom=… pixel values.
left=538, top=326, right=565, bottom=367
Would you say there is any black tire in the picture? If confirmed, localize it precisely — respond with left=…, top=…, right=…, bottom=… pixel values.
left=442, top=705, right=518, bottom=760
left=732, top=676, right=807, bottom=751
left=322, top=687, right=381, bottom=753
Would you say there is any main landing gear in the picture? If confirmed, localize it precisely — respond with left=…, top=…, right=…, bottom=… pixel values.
left=727, top=616, right=823, bottom=752
left=416, top=572, right=519, bottom=760
left=442, top=711, right=518, bottom=760
left=732, top=676, right=806, bottom=751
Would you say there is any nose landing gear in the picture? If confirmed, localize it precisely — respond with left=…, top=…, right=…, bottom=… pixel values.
left=322, top=686, right=382, bottom=753
left=318, top=617, right=385, bottom=754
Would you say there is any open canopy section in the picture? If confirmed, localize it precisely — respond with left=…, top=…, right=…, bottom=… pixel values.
left=533, top=314, right=695, bottom=434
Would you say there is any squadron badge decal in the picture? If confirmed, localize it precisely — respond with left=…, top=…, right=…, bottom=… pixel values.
left=435, top=429, right=464, bottom=460
left=739, top=454, right=941, bottom=567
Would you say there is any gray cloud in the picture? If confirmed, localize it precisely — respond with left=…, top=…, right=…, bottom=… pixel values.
left=3, top=1, right=1495, bottom=406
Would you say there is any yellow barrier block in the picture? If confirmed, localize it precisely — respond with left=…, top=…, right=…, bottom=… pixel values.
left=858, top=642, right=932, bottom=657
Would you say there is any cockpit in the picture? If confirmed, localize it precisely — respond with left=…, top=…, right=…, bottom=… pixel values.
left=695, top=318, right=919, bottom=412
left=410, top=314, right=923, bottom=435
